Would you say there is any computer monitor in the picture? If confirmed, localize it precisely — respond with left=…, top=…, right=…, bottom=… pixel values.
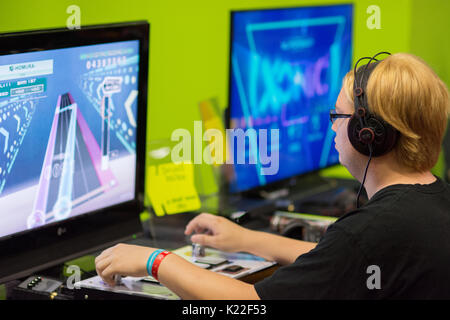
left=227, top=4, right=353, bottom=194
left=0, top=22, right=149, bottom=283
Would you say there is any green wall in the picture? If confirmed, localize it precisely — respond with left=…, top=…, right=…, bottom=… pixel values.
left=0, top=0, right=416, bottom=139
left=410, top=0, right=450, bottom=86
left=0, top=0, right=448, bottom=196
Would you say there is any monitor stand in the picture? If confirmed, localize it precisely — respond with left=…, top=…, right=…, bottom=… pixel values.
left=276, top=174, right=364, bottom=217
left=262, top=173, right=337, bottom=201
left=218, top=173, right=340, bottom=223
left=223, top=173, right=363, bottom=220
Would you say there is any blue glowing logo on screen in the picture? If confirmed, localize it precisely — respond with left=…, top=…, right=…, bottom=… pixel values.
left=229, top=5, right=353, bottom=193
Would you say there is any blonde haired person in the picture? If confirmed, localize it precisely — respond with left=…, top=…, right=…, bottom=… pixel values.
left=95, top=53, right=450, bottom=299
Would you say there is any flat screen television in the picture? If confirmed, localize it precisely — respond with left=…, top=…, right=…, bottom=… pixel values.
left=227, top=4, right=353, bottom=194
left=0, top=21, right=149, bottom=283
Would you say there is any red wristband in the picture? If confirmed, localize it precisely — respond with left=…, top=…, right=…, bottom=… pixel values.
left=151, top=250, right=171, bottom=280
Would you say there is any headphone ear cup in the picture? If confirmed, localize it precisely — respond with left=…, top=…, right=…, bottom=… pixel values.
left=366, top=117, right=399, bottom=156
left=347, top=114, right=370, bottom=155
left=359, top=127, right=375, bottom=145
left=375, top=119, right=398, bottom=156
left=347, top=115, right=398, bottom=157
left=367, top=117, right=385, bottom=144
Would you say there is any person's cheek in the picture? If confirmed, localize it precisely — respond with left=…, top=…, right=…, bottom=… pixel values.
left=335, top=122, right=349, bottom=163
left=334, top=123, right=345, bottom=151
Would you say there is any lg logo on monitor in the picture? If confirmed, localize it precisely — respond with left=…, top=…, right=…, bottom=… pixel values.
left=57, top=227, right=67, bottom=236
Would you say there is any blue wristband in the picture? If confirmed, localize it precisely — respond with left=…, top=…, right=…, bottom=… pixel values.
left=146, top=249, right=164, bottom=276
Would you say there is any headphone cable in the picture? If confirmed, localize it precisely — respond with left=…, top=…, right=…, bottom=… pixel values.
left=356, top=145, right=373, bottom=208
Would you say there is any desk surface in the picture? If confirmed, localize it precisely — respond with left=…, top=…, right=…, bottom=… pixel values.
left=3, top=177, right=361, bottom=299
left=3, top=211, right=277, bottom=300
left=129, top=212, right=278, bottom=285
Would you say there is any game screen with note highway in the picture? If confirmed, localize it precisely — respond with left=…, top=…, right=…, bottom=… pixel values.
left=0, top=40, right=140, bottom=238
left=228, top=5, right=352, bottom=193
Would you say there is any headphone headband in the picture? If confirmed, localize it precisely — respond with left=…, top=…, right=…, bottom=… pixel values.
left=353, top=52, right=391, bottom=113
left=347, top=51, right=398, bottom=158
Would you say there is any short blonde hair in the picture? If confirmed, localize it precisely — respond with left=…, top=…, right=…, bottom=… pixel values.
left=343, top=53, right=450, bottom=172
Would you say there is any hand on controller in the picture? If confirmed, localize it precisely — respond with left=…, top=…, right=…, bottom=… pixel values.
left=184, top=213, right=250, bottom=253
left=95, top=243, right=155, bottom=286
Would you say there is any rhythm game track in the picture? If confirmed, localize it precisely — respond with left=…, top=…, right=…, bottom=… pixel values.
left=0, top=40, right=140, bottom=238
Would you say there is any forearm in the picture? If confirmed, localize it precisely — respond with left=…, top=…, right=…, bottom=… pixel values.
left=158, top=253, right=260, bottom=300
left=242, top=229, right=317, bottom=265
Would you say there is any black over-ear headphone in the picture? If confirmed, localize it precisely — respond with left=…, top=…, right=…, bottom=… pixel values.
left=346, top=52, right=400, bottom=208
left=347, top=52, right=398, bottom=157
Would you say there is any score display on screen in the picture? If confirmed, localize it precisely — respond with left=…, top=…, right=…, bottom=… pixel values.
left=228, top=5, right=353, bottom=193
left=0, top=40, right=140, bottom=238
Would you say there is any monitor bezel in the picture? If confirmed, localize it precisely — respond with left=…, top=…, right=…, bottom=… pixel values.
left=225, top=4, right=353, bottom=196
left=0, top=21, right=149, bottom=283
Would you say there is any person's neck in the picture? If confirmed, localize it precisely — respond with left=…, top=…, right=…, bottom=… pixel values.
left=362, top=160, right=437, bottom=199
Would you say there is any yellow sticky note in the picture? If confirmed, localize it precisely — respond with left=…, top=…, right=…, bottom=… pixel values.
left=147, top=162, right=201, bottom=216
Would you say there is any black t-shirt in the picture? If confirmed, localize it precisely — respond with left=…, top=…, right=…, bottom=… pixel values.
left=255, top=178, right=450, bottom=299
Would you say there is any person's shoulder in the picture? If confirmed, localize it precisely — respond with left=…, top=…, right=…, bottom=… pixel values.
left=332, top=186, right=407, bottom=235
left=332, top=177, right=450, bottom=241
left=408, top=176, right=450, bottom=195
